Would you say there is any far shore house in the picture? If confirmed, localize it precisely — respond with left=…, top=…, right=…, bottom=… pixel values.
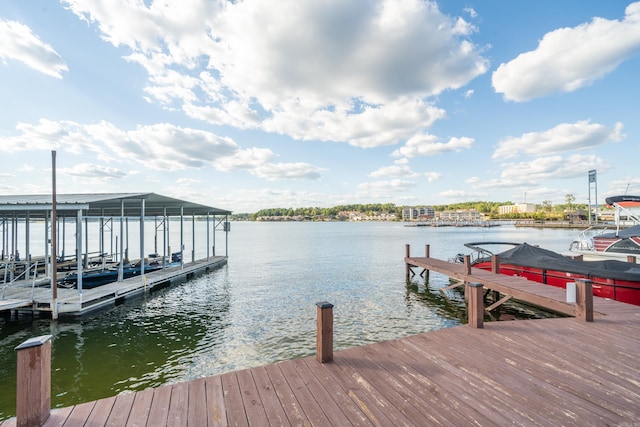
left=402, top=206, right=435, bottom=221
left=498, top=203, right=537, bottom=215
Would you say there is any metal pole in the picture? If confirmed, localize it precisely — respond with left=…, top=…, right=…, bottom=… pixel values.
left=140, top=198, right=145, bottom=276
left=76, top=209, right=83, bottom=301
left=192, top=213, right=195, bottom=262
left=206, top=212, right=210, bottom=260
left=180, top=206, right=184, bottom=268
left=118, top=200, right=124, bottom=281
left=51, top=151, right=58, bottom=320
left=163, top=207, right=167, bottom=269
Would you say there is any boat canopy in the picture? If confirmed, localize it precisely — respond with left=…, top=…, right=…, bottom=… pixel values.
left=495, top=243, right=640, bottom=281
left=598, top=224, right=640, bottom=239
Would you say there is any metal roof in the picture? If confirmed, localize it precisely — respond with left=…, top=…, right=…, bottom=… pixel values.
left=0, top=193, right=231, bottom=218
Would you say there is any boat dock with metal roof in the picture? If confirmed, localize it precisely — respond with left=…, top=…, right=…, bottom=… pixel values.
left=0, top=193, right=231, bottom=317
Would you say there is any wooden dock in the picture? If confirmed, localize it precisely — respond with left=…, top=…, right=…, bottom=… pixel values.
left=0, top=257, right=227, bottom=316
left=2, top=248, right=640, bottom=426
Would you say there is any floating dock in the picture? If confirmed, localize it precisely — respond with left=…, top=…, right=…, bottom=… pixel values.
left=1, top=257, right=227, bottom=316
left=2, top=244, right=640, bottom=426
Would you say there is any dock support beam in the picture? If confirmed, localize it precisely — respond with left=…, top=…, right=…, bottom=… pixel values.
left=316, top=301, right=334, bottom=363
left=575, top=279, right=593, bottom=322
left=467, top=283, right=484, bottom=328
left=15, top=335, right=52, bottom=427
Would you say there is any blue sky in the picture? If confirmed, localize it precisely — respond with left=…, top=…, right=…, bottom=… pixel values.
left=0, top=1, right=639, bottom=213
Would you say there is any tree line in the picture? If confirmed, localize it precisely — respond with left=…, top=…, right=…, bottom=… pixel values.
left=231, top=197, right=588, bottom=221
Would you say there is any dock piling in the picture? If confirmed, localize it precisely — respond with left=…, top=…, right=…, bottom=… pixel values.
left=491, top=255, right=500, bottom=274
left=15, top=335, right=52, bottom=427
left=575, top=279, right=594, bottom=322
left=467, top=283, right=484, bottom=328
left=316, top=301, right=334, bottom=363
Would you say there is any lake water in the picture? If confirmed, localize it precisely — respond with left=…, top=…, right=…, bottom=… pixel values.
left=0, top=221, right=579, bottom=420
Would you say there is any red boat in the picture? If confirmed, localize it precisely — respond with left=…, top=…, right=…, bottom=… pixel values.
left=461, top=242, right=640, bottom=306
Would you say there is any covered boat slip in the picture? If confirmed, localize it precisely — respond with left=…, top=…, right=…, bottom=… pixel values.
left=0, top=193, right=231, bottom=317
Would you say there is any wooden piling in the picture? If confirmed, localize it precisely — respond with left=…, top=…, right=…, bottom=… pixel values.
left=405, top=244, right=411, bottom=280
left=491, top=255, right=500, bottom=274
left=15, top=335, right=52, bottom=427
left=316, top=302, right=334, bottom=363
left=463, top=255, right=471, bottom=275
left=425, top=244, right=430, bottom=258
left=575, top=279, right=594, bottom=322
left=467, top=283, right=484, bottom=328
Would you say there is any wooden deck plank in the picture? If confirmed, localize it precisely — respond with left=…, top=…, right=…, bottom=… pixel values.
left=204, top=375, right=227, bottom=427
left=276, top=360, right=332, bottom=426
left=262, top=363, right=309, bottom=426
left=124, top=388, right=154, bottom=427
left=235, top=368, right=269, bottom=426
left=248, top=366, right=291, bottom=426
left=336, top=346, right=452, bottom=426
left=41, top=406, right=72, bottom=427
left=104, top=392, right=135, bottom=427
left=146, top=384, right=172, bottom=427
left=220, top=372, right=249, bottom=427
left=166, top=381, right=189, bottom=426
left=61, top=401, right=96, bottom=427
left=84, top=396, right=116, bottom=426
left=305, top=355, right=397, bottom=426
left=289, top=358, right=354, bottom=426
left=187, top=377, right=208, bottom=427
left=300, top=357, right=374, bottom=426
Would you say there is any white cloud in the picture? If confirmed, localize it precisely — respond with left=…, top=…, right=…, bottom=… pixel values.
left=392, top=135, right=474, bottom=157
left=63, top=0, right=488, bottom=147
left=253, top=163, right=326, bottom=181
left=0, top=119, right=325, bottom=181
left=493, top=121, right=624, bottom=159
left=471, top=154, right=610, bottom=189
left=492, top=2, right=640, bottom=101
left=59, top=163, right=128, bottom=181
left=0, top=19, right=68, bottom=78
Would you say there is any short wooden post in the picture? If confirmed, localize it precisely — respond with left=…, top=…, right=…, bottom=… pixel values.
left=16, top=335, right=52, bottom=427
left=316, top=302, right=334, bottom=363
left=405, top=244, right=410, bottom=280
left=463, top=255, right=471, bottom=275
left=628, top=255, right=637, bottom=264
left=467, top=283, right=484, bottom=328
left=491, top=255, right=500, bottom=274
left=575, top=279, right=593, bottom=322
left=425, top=244, right=430, bottom=258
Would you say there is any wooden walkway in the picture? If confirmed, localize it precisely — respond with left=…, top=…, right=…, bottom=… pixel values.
left=2, top=312, right=639, bottom=426
left=2, top=252, right=640, bottom=426
left=405, top=252, right=640, bottom=317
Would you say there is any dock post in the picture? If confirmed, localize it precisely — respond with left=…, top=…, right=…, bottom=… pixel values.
left=15, top=335, right=52, bottom=427
left=628, top=256, right=637, bottom=264
left=405, top=244, right=410, bottom=280
left=575, top=279, right=594, bottom=322
left=425, top=244, right=430, bottom=258
left=467, top=283, right=484, bottom=328
left=491, top=255, right=500, bottom=274
left=316, top=301, right=334, bottom=363
left=463, top=255, right=471, bottom=275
